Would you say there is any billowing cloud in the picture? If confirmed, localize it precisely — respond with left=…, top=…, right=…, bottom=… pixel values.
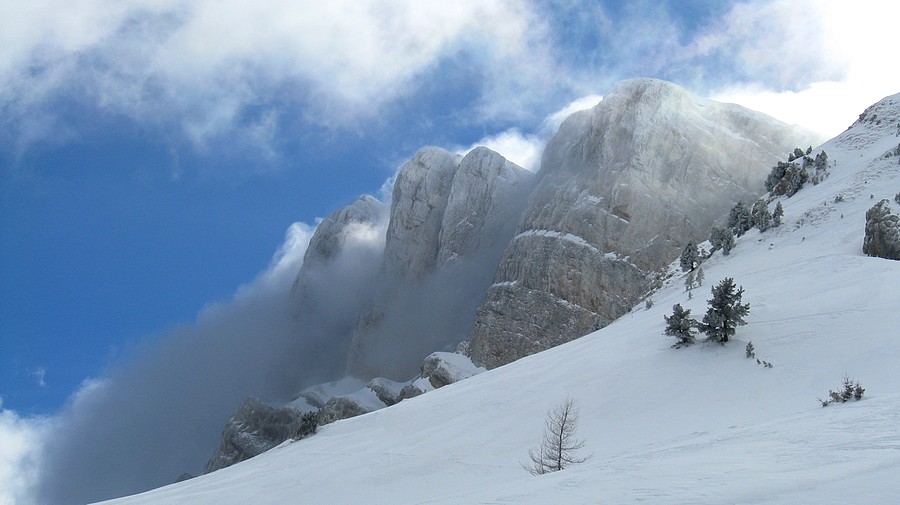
left=0, top=0, right=551, bottom=156
left=708, top=0, right=900, bottom=137
left=455, top=94, right=602, bottom=172
left=0, top=402, right=48, bottom=505
left=28, top=222, right=317, bottom=505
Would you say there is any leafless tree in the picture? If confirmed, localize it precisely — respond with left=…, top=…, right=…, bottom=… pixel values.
left=524, top=398, right=590, bottom=475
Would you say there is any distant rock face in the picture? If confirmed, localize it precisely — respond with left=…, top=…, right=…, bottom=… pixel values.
left=346, top=146, right=533, bottom=379
left=204, top=397, right=304, bottom=474
left=383, top=148, right=461, bottom=278
left=468, top=78, right=820, bottom=369
left=437, top=146, right=534, bottom=267
left=864, top=199, right=900, bottom=260
left=293, top=194, right=386, bottom=296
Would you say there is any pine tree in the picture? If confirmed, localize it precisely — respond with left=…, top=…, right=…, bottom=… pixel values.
left=664, top=303, right=698, bottom=347
left=696, top=267, right=705, bottom=287
left=685, top=270, right=695, bottom=292
left=709, top=227, right=735, bottom=255
left=680, top=242, right=699, bottom=272
left=700, top=277, right=750, bottom=343
left=773, top=201, right=784, bottom=226
left=752, top=200, right=772, bottom=232
left=728, top=202, right=753, bottom=236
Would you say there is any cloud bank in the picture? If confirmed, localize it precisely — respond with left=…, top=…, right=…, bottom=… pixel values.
left=24, top=222, right=315, bottom=504
left=0, top=0, right=552, bottom=157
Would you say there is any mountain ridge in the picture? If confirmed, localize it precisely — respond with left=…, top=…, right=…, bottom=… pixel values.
left=98, top=89, right=900, bottom=505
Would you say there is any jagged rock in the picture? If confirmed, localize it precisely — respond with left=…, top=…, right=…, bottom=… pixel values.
left=864, top=199, right=900, bottom=260
left=319, top=397, right=373, bottom=424
left=367, top=377, right=407, bottom=406
left=420, top=352, right=486, bottom=389
left=288, top=195, right=388, bottom=382
left=204, top=397, right=305, bottom=474
left=468, top=78, right=821, bottom=369
left=437, top=146, right=534, bottom=266
left=174, top=473, right=194, bottom=483
left=346, top=146, right=531, bottom=380
left=382, top=147, right=461, bottom=278
left=292, top=194, right=386, bottom=301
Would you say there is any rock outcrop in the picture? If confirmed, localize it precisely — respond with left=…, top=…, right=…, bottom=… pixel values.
left=346, top=146, right=533, bottom=379
left=204, top=397, right=306, bottom=474
left=382, top=148, right=461, bottom=278
left=864, top=199, right=900, bottom=260
left=468, top=78, right=820, bottom=368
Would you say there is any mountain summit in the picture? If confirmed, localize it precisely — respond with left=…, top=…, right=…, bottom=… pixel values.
left=468, top=78, right=817, bottom=368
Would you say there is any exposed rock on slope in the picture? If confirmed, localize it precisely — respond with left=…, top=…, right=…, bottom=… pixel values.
left=204, top=397, right=305, bottom=474
left=468, top=78, right=821, bottom=368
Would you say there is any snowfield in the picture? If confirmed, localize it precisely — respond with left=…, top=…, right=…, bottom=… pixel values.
left=98, top=94, right=900, bottom=504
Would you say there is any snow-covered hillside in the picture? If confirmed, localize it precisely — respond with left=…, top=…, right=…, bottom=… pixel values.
left=97, top=94, right=900, bottom=505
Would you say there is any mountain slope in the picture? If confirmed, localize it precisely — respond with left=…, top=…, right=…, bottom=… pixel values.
left=468, top=78, right=820, bottom=368
left=98, top=92, right=900, bottom=505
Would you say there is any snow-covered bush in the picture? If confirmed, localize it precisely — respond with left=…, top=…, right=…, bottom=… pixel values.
left=293, top=410, right=321, bottom=440
left=664, top=303, right=698, bottom=347
left=819, top=376, right=865, bottom=407
left=709, top=227, right=735, bottom=255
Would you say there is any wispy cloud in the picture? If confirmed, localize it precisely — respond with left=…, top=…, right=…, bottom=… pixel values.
left=455, top=94, right=602, bottom=172
left=29, top=368, right=47, bottom=388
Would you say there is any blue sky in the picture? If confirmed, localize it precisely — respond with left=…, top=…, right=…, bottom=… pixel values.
left=0, top=1, right=898, bottom=503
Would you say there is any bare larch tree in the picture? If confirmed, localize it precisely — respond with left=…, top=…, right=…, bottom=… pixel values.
left=524, top=398, right=590, bottom=475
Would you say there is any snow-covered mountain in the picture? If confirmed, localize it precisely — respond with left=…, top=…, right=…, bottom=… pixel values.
left=97, top=91, right=900, bottom=503
left=468, top=78, right=818, bottom=369
left=200, top=79, right=819, bottom=476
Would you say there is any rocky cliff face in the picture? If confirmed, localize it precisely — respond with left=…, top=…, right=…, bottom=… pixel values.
left=346, top=146, right=533, bottom=379
left=468, top=78, right=820, bottom=368
left=204, top=397, right=307, bottom=474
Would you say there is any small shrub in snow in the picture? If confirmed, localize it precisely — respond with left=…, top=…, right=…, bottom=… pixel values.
left=819, top=376, right=865, bottom=407
left=745, top=341, right=755, bottom=358
left=524, top=399, right=589, bottom=475
left=293, top=410, right=321, bottom=440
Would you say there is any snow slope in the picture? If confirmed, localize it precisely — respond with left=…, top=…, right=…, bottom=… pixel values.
left=97, top=94, right=900, bottom=505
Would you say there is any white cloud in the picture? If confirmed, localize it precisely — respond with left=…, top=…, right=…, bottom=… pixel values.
left=543, top=94, right=602, bottom=134
left=706, top=0, right=900, bottom=138
left=0, top=0, right=549, bottom=152
left=0, top=402, right=49, bottom=505
left=457, top=129, right=543, bottom=172
left=455, top=94, right=602, bottom=172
